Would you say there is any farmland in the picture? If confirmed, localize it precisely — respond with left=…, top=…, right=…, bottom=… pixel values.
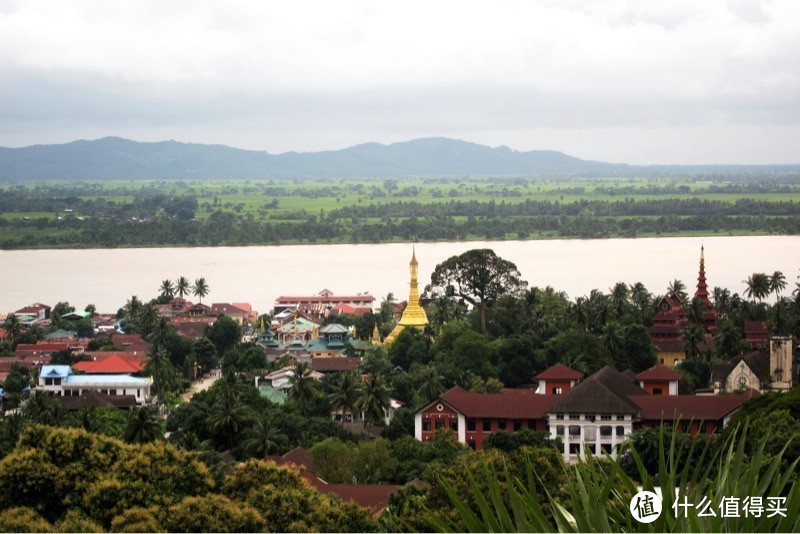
left=1, top=175, right=799, bottom=248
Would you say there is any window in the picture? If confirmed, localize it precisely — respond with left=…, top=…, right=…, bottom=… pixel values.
left=616, top=426, right=625, bottom=436
left=653, top=388, right=663, bottom=395
left=556, top=414, right=564, bottom=420
left=498, top=419, right=507, bottom=431
left=600, top=414, right=612, bottom=421
left=556, top=425, right=564, bottom=436
left=600, top=443, right=613, bottom=454
left=569, top=425, right=581, bottom=437
left=450, top=419, right=458, bottom=431
left=600, top=426, right=612, bottom=437
left=552, top=386, right=562, bottom=394
left=435, top=419, right=445, bottom=430
left=513, top=419, right=522, bottom=431
left=569, top=443, right=581, bottom=455
left=569, top=414, right=580, bottom=420
left=528, top=419, right=537, bottom=429
left=422, top=420, right=431, bottom=432
left=467, top=419, right=476, bottom=432
left=468, top=440, right=476, bottom=450
left=736, top=375, right=748, bottom=389
left=586, top=414, right=596, bottom=422
left=45, top=378, right=53, bottom=386
left=482, top=420, right=492, bottom=432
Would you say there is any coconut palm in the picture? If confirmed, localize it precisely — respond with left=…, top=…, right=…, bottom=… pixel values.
left=416, top=364, right=444, bottom=404
left=123, top=406, right=162, bottom=444
left=241, top=418, right=286, bottom=458
left=2, top=314, right=23, bottom=346
left=22, top=391, right=63, bottom=426
left=609, top=282, right=630, bottom=319
left=159, top=279, right=175, bottom=299
left=144, top=348, right=176, bottom=405
left=192, top=277, right=210, bottom=303
left=744, top=273, right=770, bottom=302
left=288, top=362, right=316, bottom=417
left=682, top=324, right=706, bottom=360
left=769, top=271, right=786, bottom=301
left=175, top=276, right=191, bottom=298
left=206, top=389, right=252, bottom=450
left=147, top=316, right=174, bottom=352
left=328, top=372, right=362, bottom=425
left=427, top=296, right=461, bottom=335
left=357, top=374, right=390, bottom=427
left=667, top=279, right=687, bottom=300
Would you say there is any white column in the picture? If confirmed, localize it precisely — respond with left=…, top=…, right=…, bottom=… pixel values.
left=458, top=414, right=466, bottom=444
left=414, top=414, right=423, bottom=441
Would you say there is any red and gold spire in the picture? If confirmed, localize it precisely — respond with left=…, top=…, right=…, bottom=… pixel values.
left=694, top=245, right=717, bottom=333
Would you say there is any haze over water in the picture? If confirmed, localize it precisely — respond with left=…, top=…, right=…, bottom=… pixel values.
left=2, top=236, right=798, bottom=314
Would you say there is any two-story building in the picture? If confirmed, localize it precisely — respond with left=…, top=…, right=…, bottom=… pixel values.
left=38, top=365, right=152, bottom=405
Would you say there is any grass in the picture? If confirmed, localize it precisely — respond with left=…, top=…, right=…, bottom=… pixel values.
left=425, top=425, right=799, bottom=533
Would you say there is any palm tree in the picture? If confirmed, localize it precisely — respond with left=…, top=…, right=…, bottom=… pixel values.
left=78, top=407, right=102, bottom=433
left=357, top=374, right=390, bottom=427
left=328, top=372, right=362, bottom=425
left=147, top=316, right=174, bottom=352
left=241, top=418, right=286, bottom=458
left=22, top=391, right=63, bottom=425
left=667, top=279, right=687, bottom=300
left=145, top=348, right=176, bottom=405
left=123, top=406, right=162, bottom=444
left=713, top=286, right=731, bottom=317
left=427, top=296, right=461, bottom=335
left=600, top=322, right=624, bottom=356
left=744, top=273, right=770, bottom=302
left=682, top=324, right=706, bottom=360
left=159, top=279, right=175, bottom=299
left=769, top=271, right=787, bottom=301
left=206, top=389, right=252, bottom=450
left=416, top=364, right=444, bottom=404
left=629, top=282, right=653, bottom=322
left=175, top=276, right=190, bottom=298
left=2, top=314, right=23, bottom=346
left=192, top=277, right=209, bottom=303
left=609, top=282, right=630, bottom=319
left=380, top=292, right=396, bottom=323
left=288, top=362, right=316, bottom=417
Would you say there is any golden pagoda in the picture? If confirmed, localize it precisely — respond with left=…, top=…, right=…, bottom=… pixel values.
left=385, top=246, right=429, bottom=344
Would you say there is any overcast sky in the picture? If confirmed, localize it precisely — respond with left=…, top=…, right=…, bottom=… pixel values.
left=1, top=0, right=798, bottom=164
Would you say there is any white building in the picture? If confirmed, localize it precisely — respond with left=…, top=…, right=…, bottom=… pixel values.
left=38, top=365, right=152, bottom=405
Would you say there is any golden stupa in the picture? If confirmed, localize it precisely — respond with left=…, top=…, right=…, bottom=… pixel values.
left=385, top=246, right=429, bottom=344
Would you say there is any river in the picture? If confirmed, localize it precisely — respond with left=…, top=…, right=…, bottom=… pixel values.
left=1, top=236, right=798, bottom=315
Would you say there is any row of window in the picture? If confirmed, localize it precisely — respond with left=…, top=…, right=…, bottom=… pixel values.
left=421, top=418, right=536, bottom=433
left=555, top=425, right=626, bottom=438
left=554, top=414, right=627, bottom=421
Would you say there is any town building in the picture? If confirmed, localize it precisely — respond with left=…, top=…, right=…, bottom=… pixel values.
left=14, top=303, right=51, bottom=321
left=415, top=386, right=557, bottom=450
left=415, top=365, right=751, bottom=462
left=273, top=289, right=375, bottom=316
left=534, top=364, right=583, bottom=395
left=709, top=335, right=796, bottom=393
left=38, top=364, right=152, bottom=405
left=385, top=247, right=429, bottom=344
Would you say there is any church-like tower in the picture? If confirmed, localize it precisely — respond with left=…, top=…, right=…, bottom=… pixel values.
left=385, top=246, right=429, bottom=344
left=694, top=245, right=718, bottom=333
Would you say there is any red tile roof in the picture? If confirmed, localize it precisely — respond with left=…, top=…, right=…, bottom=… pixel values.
left=653, top=339, right=685, bottom=352
left=330, top=304, right=372, bottom=316
left=211, top=303, right=250, bottom=316
left=316, top=484, right=400, bottom=514
left=534, top=363, right=584, bottom=380
left=631, top=393, right=752, bottom=421
left=72, top=353, right=145, bottom=374
left=14, top=303, right=50, bottom=314
left=438, top=386, right=559, bottom=419
left=635, top=365, right=683, bottom=381
left=15, top=342, right=70, bottom=353
left=276, top=295, right=376, bottom=304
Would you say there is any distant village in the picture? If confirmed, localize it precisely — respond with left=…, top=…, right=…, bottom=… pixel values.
left=1, top=246, right=796, bottom=475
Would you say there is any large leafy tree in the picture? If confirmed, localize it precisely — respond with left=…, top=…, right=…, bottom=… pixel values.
left=206, top=389, right=252, bottom=450
left=427, top=249, right=527, bottom=335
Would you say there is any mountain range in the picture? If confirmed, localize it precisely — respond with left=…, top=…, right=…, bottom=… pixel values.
left=0, top=137, right=797, bottom=180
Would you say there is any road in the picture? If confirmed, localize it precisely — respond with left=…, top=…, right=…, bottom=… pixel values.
left=181, top=370, right=220, bottom=402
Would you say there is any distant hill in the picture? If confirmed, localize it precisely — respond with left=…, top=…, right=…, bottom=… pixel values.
left=0, top=137, right=797, bottom=180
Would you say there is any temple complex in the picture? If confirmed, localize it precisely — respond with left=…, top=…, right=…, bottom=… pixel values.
left=385, top=247, right=429, bottom=344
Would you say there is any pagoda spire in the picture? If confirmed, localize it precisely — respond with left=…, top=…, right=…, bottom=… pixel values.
left=385, top=246, right=429, bottom=344
left=694, top=245, right=717, bottom=333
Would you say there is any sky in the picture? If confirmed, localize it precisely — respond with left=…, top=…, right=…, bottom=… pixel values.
left=1, top=0, right=799, bottom=164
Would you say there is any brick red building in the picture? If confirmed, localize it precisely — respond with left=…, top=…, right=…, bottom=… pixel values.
left=534, top=363, right=583, bottom=395
left=415, top=386, right=559, bottom=450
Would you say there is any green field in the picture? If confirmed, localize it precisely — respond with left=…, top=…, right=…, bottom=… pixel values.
left=1, top=176, right=799, bottom=248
